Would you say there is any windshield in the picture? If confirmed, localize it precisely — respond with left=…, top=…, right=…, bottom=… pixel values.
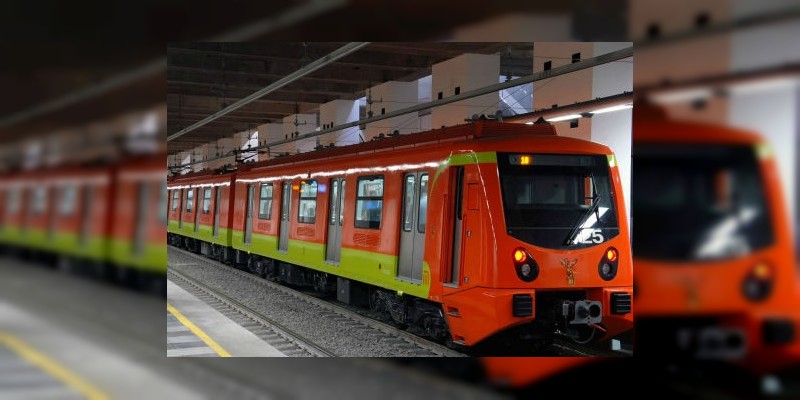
left=632, top=144, right=773, bottom=262
left=498, top=153, right=620, bottom=250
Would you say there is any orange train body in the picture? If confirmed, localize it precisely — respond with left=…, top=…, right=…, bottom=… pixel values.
left=633, top=108, right=800, bottom=374
left=168, top=122, right=634, bottom=348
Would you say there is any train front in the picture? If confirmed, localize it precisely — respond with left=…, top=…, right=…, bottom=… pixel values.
left=443, top=138, right=634, bottom=351
left=633, top=119, right=800, bottom=374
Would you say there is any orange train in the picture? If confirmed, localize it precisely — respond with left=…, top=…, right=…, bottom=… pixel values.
left=473, top=108, right=800, bottom=393
left=167, top=121, right=633, bottom=349
left=0, top=155, right=168, bottom=289
left=633, top=106, right=800, bottom=375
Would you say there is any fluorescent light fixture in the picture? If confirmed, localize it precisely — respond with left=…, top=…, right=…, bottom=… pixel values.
left=649, top=87, right=712, bottom=104
left=728, top=76, right=799, bottom=95
left=546, top=114, right=581, bottom=122
left=590, top=104, right=633, bottom=115
left=525, top=121, right=534, bottom=125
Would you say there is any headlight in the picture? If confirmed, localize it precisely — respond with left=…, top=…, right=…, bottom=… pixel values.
left=598, top=247, right=619, bottom=281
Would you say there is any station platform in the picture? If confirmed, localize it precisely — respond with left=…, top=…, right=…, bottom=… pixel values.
left=167, top=280, right=286, bottom=357
left=0, top=301, right=199, bottom=400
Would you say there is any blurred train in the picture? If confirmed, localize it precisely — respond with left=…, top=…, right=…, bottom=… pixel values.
left=167, top=121, right=634, bottom=350
left=0, top=154, right=168, bottom=291
left=632, top=104, right=800, bottom=376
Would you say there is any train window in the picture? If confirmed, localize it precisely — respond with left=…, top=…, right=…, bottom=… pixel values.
left=31, top=187, right=46, bottom=216
left=355, top=176, right=384, bottom=229
left=498, top=153, right=619, bottom=250
left=298, top=180, right=317, bottom=224
left=402, top=175, right=415, bottom=232
left=633, top=144, right=774, bottom=261
left=59, top=185, right=77, bottom=217
left=329, top=180, right=339, bottom=225
left=7, top=187, right=21, bottom=214
left=202, top=188, right=212, bottom=214
left=339, top=180, right=345, bottom=225
left=160, top=182, right=168, bottom=224
left=418, top=174, right=428, bottom=233
left=171, top=190, right=180, bottom=211
left=186, top=188, right=194, bottom=212
left=258, top=183, right=274, bottom=220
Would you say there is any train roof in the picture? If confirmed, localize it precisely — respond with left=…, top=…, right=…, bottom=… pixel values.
left=633, top=103, right=764, bottom=145
left=240, top=121, right=563, bottom=173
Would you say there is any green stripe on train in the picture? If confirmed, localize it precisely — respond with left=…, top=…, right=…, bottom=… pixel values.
left=228, top=230, right=430, bottom=298
left=109, top=239, right=166, bottom=274
left=0, top=226, right=165, bottom=273
left=168, top=220, right=233, bottom=247
left=432, top=151, right=497, bottom=189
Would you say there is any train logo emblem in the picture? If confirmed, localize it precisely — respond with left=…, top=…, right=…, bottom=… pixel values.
left=560, top=258, right=578, bottom=286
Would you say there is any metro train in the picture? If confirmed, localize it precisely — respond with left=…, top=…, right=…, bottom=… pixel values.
left=0, top=154, right=168, bottom=291
left=632, top=104, right=800, bottom=375
left=167, top=121, right=634, bottom=350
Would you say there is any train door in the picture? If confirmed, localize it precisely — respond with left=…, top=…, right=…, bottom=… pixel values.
left=177, top=189, right=184, bottom=229
left=325, top=178, right=345, bottom=263
left=398, top=172, right=429, bottom=282
left=193, top=187, right=201, bottom=234
left=47, top=186, right=58, bottom=240
left=133, top=182, right=149, bottom=256
left=446, top=167, right=465, bottom=286
left=278, top=182, right=291, bottom=252
left=79, top=185, right=92, bottom=247
left=212, top=187, right=221, bottom=238
left=244, top=184, right=254, bottom=245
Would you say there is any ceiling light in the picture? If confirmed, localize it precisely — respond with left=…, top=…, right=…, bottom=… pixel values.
left=590, top=104, right=633, bottom=115
left=546, top=114, right=582, bottom=122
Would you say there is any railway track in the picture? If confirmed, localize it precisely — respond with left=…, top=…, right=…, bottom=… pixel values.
left=169, top=247, right=466, bottom=357
left=169, top=268, right=335, bottom=357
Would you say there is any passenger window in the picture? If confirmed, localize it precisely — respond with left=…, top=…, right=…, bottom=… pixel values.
left=298, top=180, right=318, bottom=224
left=418, top=174, right=429, bottom=233
left=329, top=180, right=339, bottom=225
left=171, top=189, right=180, bottom=210
left=402, top=175, right=415, bottom=232
left=7, top=187, right=20, bottom=214
left=355, top=176, right=384, bottom=229
left=202, top=188, right=212, bottom=214
left=60, top=185, right=77, bottom=216
left=186, top=188, right=194, bottom=212
left=259, top=183, right=274, bottom=220
left=31, top=187, right=46, bottom=215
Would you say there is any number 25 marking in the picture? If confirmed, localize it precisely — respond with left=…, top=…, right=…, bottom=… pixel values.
left=581, top=229, right=604, bottom=244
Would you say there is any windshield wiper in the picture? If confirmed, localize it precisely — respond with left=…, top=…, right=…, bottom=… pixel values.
left=563, top=194, right=601, bottom=246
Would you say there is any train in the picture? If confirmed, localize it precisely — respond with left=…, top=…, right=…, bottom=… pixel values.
left=0, top=154, right=168, bottom=291
left=167, top=121, right=634, bottom=350
left=632, top=104, right=800, bottom=374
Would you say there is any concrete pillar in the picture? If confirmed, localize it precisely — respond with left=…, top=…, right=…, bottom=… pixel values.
left=191, top=144, right=208, bottom=172
left=257, top=123, right=290, bottom=160
left=418, top=75, right=433, bottom=131
left=319, top=99, right=360, bottom=147
left=531, top=42, right=633, bottom=216
left=532, top=43, right=595, bottom=141
left=431, top=53, right=500, bottom=129
left=178, top=151, right=192, bottom=175
left=207, top=138, right=236, bottom=171
left=282, top=114, right=317, bottom=154
left=364, top=81, right=419, bottom=141
left=630, top=0, right=731, bottom=124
